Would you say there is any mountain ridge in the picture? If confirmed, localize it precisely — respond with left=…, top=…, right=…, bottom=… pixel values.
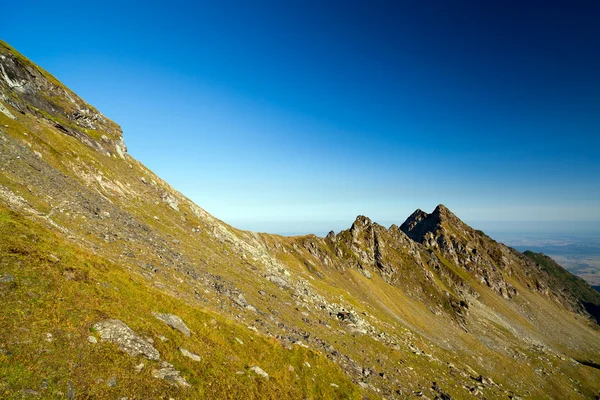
left=1, top=39, right=600, bottom=399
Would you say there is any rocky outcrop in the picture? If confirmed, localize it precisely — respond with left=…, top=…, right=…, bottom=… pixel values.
left=93, top=319, right=160, bottom=360
left=400, top=204, right=518, bottom=299
left=0, top=41, right=126, bottom=157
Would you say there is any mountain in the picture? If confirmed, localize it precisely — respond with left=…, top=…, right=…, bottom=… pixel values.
left=1, top=40, right=599, bottom=399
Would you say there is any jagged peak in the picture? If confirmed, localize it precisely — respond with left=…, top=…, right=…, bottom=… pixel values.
left=433, top=204, right=449, bottom=214
left=400, top=205, right=452, bottom=243
left=432, top=204, right=458, bottom=221
left=351, top=215, right=372, bottom=229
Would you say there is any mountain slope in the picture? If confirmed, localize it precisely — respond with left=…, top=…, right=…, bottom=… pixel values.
left=1, top=40, right=600, bottom=399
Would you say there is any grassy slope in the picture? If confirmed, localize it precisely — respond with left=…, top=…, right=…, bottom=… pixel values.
left=0, top=205, right=360, bottom=399
left=523, top=251, right=600, bottom=307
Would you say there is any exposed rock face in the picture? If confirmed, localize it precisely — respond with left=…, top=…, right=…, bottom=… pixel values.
left=399, top=204, right=518, bottom=299
left=0, top=41, right=125, bottom=156
left=152, top=312, right=191, bottom=336
left=93, top=319, right=160, bottom=360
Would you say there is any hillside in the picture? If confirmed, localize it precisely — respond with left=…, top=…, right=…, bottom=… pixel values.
left=1, top=40, right=600, bottom=399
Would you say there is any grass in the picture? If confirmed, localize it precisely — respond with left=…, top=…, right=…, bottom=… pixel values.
left=0, top=205, right=361, bottom=399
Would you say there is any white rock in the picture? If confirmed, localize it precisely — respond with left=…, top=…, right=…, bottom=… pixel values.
left=250, top=366, right=269, bottom=379
left=179, top=347, right=201, bottom=362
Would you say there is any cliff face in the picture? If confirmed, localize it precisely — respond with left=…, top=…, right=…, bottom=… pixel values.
left=1, top=40, right=600, bottom=400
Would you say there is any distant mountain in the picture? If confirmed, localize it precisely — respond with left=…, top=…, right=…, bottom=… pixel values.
left=1, top=39, right=599, bottom=399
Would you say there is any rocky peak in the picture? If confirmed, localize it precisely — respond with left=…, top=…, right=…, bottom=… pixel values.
left=400, top=207, right=440, bottom=243
left=350, top=215, right=372, bottom=232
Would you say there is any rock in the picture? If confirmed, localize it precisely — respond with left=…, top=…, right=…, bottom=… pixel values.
left=304, top=361, right=311, bottom=368
left=235, top=337, right=244, bottom=345
left=432, top=381, right=452, bottom=399
left=161, top=192, right=179, bottom=211
left=360, top=267, right=373, bottom=279
left=250, top=366, right=269, bottom=379
left=87, top=336, right=98, bottom=344
left=21, top=389, right=40, bottom=396
left=93, top=319, right=160, bottom=360
left=67, top=381, right=75, bottom=400
left=179, top=347, right=201, bottom=362
left=47, top=254, right=60, bottom=263
left=266, top=275, right=289, bottom=289
left=330, top=383, right=339, bottom=388
left=134, top=362, right=145, bottom=372
left=107, top=376, right=117, bottom=387
left=0, top=273, right=15, bottom=283
left=233, top=293, right=249, bottom=307
left=0, top=101, right=16, bottom=119
left=40, top=379, right=48, bottom=390
left=288, top=365, right=295, bottom=372
left=152, top=361, right=190, bottom=387
left=152, top=312, right=191, bottom=336
left=45, top=333, right=53, bottom=342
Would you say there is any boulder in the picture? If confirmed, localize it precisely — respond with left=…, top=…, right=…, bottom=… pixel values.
left=152, top=312, right=191, bottom=336
left=93, top=319, right=160, bottom=360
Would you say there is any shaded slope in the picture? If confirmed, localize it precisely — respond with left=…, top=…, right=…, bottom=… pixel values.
left=524, top=251, right=600, bottom=324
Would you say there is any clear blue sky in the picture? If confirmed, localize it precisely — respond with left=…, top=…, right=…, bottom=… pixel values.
left=3, top=0, right=600, bottom=235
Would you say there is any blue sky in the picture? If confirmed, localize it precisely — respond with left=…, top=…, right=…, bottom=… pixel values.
left=3, top=1, right=600, bottom=235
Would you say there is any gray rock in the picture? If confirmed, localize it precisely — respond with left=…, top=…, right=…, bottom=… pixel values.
left=152, top=361, right=190, bottom=387
left=0, top=101, right=16, bottom=120
left=21, top=389, right=40, bottom=396
left=0, top=273, right=15, bottom=283
left=93, top=319, right=160, bottom=360
left=67, top=381, right=75, bottom=400
left=160, top=192, right=179, bottom=211
left=152, top=312, right=191, bottom=336
left=233, top=293, right=249, bottom=307
left=107, top=376, right=117, bottom=387
left=360, top=267, right=372, bottom=279
left=134, top=362, right=145, bottom=373
left=88, top=336, right=98, bottom=344
left=266, top=275, right=289, bottom=289
left=250, top=366, right=269, bottom=379
left=179, top=347, right=201, bottom=362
